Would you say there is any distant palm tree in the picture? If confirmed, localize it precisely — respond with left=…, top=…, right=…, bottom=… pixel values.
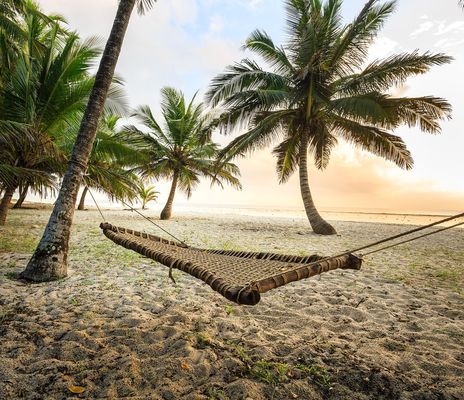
left=22, top=0, right=157, bottom=282
left=137, top=182, right=159, bottom=210
left=127, top=87, right=242, bottom=220
left=207, top=0, right=452, bottom=235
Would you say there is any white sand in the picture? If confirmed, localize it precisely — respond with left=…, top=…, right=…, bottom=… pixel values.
left=0, top=207, right=463, bottom=399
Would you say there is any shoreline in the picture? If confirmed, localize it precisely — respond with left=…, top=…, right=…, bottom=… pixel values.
left=10, top=201, right=464, bottom=228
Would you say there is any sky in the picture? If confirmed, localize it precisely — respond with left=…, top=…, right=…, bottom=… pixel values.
left=35, top=0, right=464, bottom=213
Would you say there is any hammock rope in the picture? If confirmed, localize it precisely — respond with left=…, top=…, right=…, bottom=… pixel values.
left=351, top=211, right=464, bottom=255
left=87, top=185, right=188, bottom=246
left=363, top=220, right=464, bottom=256
left=87, top=187, right=106, bottom=222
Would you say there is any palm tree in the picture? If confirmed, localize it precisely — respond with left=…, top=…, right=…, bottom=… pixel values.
left=0, top=1, right=52, bottom=221
left=127, top=87, right=242, bottom=220
left=13, top=181, right=57, bottom=209
left=206, top=0, right=452, bottom=235
left=137, top=182, right=159, bottom=210
left=0, top=13, right=115, bottom=225
left=68, top=115, right=142, bottom=210
left=0, top=122, right=58, bottom=218
left=21, top=0, right=156, bottom=282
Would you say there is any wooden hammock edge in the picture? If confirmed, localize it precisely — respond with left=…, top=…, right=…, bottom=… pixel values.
left=100, top=222, right=362, bottom=305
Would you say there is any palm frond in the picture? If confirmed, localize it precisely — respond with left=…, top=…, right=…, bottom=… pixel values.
left=332, top=116, right=413, bottom=169
left=0, top=164, right=55, bottom=189
left=136, top=0, right=157, bottom=15
left=206, top=59, right=292, bottom=108
left=384, top=96, right=452, bottom=134
left=336, top=52, right=453, bottom=95
left=309, top=127, right=338, bottom=170
left=273, top=133, right=300, bottom=183
left=330, top=0, right=396, bottom=74
left=207, top=0, right=450, bottom=189
left=218, top=110, right=295, bottom=162
left=244, top=29, right=295, bottom=76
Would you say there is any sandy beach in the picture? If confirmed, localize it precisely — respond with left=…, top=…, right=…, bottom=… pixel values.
left=1, top=207, right=463, bottom=399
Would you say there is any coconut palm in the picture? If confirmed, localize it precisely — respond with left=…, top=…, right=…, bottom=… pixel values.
left=0, top=12, right=116, bottom=225
left=22, top=0, right=156, bottom=282
left=0, top=1, right=56, bottom=220
left=65, top=115, right=143, bottom=210
left=137, top=182, right=159, bottom=210
left=126, top=87, right=242, bottom=220
left=0, top=0, right=31, bottom=72
left=12, top=180, right=57, bottom=209
left=0, top=0, right=64, bottom=84
left=207, top=0, right=452, bottom=235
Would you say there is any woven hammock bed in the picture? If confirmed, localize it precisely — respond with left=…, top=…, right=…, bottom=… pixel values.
left=100, top=222, right=362, bottom=305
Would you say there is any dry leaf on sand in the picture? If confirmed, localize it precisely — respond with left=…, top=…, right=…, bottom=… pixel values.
left=68, top=385, right=85, bottom=394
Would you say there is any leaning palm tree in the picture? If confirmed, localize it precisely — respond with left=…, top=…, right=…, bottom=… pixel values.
left=22, top=0, right=157, bottom=282
left=127, top=87, right=242, bottom=220
left=206, top=0, right=452, bottom=235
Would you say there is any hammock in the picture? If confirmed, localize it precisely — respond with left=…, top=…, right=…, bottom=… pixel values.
left=100, top=222, right=362, bottom=305
left=92, top=181, right=463, bottom=307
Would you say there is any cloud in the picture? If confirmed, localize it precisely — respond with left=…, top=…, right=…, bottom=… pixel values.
left=209, top=15, right=224, bottom=33
left=435, top=21, right=464, bottom=36
left=247, top=0, right=263, bottom=8
left=367, top=37, right=398, bottom=62
left=411, top=21, right=435, bottom=37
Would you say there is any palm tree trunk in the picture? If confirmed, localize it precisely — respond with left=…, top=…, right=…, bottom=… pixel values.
left=160, top=173, right=178, bottom=220
left=13, top=185, right=28, bottom=209
left=0, top=184, right=16, bottom=225
left=77, top=186, right=88, bottom=211
left=299, top=135, right=336, bottom=235
left=21, top=0, right=137, bottom=282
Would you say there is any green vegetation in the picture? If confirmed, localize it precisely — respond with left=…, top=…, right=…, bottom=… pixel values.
left=206, top=386, right=228, bottom=400
left=0, top=1, right=132, bottom=224
left=224, top=339, right=332, bottom=392
left=0, top=233, right=38, bottom=253
left=0, top=0, right=456, bottom=285
left=190, top=332, right=213, bottom=349
left=75, top=115, right=144, bottom=210
left=225, top=305, right=235, bottom=316
left=248, top=360, right=290, bottom=386
left=137, top=182, right=159, bottom=210
left=4, top=271, right=18, bottom=280
left=68, top=297, right=79, bottom=306
left=0, top=215, right=41, bottom=252
left=124, top=87, right=242, bottom=220
left=295, top=363, right=332, bottom=388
